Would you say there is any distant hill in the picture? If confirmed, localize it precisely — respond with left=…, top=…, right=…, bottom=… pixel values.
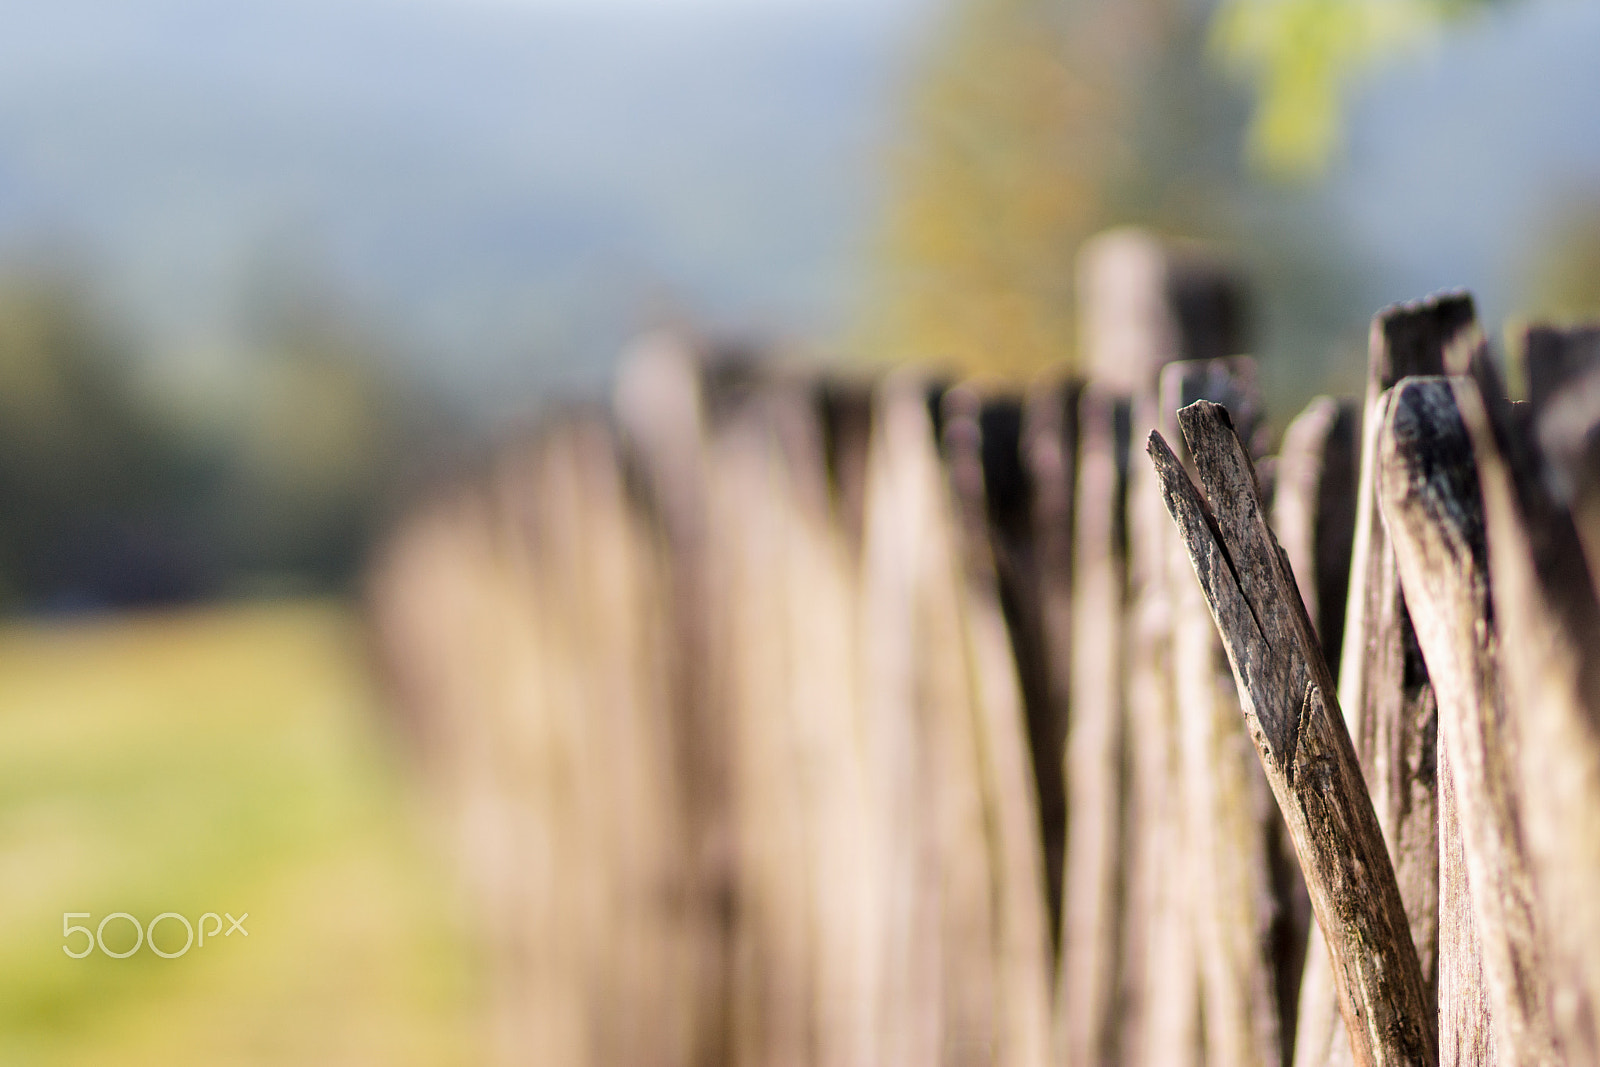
left=0, top=0, right=931, bottom=412
left=1, top=0, right=1598, bottom=418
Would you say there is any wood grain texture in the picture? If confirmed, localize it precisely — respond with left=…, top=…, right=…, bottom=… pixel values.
left=1436, top=760, right=1494, bottom=1067
left=1149, top=400, right=1436, bottom=1067
left=1270, top=396, right=1361, bottom=1064
left=1377, top=377, right=1557, bottom=1065
left=1161, top=359, right=1288, bottom=1067
left=1296, top=295, right=1473, bottom=1067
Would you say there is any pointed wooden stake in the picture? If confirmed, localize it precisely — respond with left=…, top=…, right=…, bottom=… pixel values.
left=1149, top=401, right=1436, bottom=1067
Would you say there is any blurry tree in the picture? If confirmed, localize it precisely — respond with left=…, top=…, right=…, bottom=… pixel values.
left=867, top=0, right=1374, bottom=397
left=0, top=265, right=444, bottom=610
left=864, top=0, right=1115, bottom=376
left=0, top=271, right=211, bottom=607
left=1521, top=202, right=1600, bottom=323
left=1211, top=0, right=1494, bottom=176
left=219, top=284, right=442, bottom=592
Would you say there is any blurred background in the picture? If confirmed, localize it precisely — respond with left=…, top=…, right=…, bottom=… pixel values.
left=0, top=0, right=1597, bottom=1060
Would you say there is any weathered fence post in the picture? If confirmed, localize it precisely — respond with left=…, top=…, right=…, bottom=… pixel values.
left=1059, top=228, right=1246, bottom=1067
left=1150, top=400, right=1436, bottom=1067
left=1293, top=294, right=1474, bottom=1067
left=1457, top=325, right=1600, bottom=1062
left=1162, top=358, right=1294, bottom=1067
left=1376, top=375, right=1557, bottom=1065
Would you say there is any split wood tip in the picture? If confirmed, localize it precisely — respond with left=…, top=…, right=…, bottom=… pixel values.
left=1144, top=425, right=1218, bottom=553
left=1146, top=401, right=1305, bottom=768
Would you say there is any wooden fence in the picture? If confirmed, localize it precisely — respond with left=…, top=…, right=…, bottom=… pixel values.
left=366, top=226, right=1600, bottom=1067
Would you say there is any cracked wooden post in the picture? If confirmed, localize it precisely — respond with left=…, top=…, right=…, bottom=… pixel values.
left=1376, top=375, right=1559, bottom=1066
left=1149, top=400, right=1436, bottom=1067
left=1294, top=294, right=1474, bottom=1067
left=1269, top=395, right=1360, bottom=1061
left=1161, top=359, right=1291, bottom=1067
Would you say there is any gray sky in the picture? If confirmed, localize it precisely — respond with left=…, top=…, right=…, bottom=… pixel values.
left=1, top=0, right=1597, bottom=417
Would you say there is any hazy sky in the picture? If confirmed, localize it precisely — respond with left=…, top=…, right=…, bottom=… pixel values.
left=0, top=0, right=931, bottom=411
left=1, top=0, right=1597, bottom=416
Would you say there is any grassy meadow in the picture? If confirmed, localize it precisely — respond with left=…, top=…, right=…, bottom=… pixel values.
left=0, top=601, right=485, bottom=1065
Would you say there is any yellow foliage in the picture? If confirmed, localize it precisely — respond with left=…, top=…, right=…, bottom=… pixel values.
left=1211, top=0, right=1465, bottom=177
left=865, top=0, right=1122, bottom=378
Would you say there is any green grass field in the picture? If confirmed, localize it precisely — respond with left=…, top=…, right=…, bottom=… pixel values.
left=0, top=601, right=485, bottom=1065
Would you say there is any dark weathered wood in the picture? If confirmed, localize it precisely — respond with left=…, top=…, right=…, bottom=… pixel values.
left=1270, top=396, right=1360, bottom=1065
left=1346, top=298, right=1472, bottom=977
left=1366, top=376, right=1491, bottom=1067
left=1058, top=383, right=1132, bottom=1067
left=1159, top=359, right=1289, bottom=1067
left=942, top=386, right=1056, bottom=1067
left=1453, top=345, right=1600, bottom=1062
left=1296, top=295, right=1472, bottom=1067
left=1149, top=400, right=1436, bottom=1067
left=957, top=389, right=1069, bottom=957
left=1521, top=329, right=1600, bottom=1061
left=1522, top=323, right=1600, bottom=407
left=1023, top=377, right=1082, bottom=950
left=816, top=377, right=876, bottom=557
left=1376, top=377, right=1557, bottom=1065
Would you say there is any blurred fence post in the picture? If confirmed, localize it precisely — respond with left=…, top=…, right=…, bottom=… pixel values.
left=366, top=231, right=1600, bottom=1067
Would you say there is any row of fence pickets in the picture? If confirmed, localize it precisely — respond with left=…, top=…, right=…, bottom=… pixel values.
left=366, top=229, right=1600, bottom=1067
